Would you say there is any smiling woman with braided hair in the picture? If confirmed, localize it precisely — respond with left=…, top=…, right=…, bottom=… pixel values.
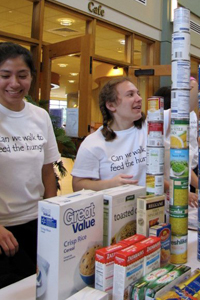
left=71, top=77, right=147, bottom=191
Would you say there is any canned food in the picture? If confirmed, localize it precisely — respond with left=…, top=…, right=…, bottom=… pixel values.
left=169, top=177, right=188, bottom=206
left=170, top=149, right=189, bottom=178
left=171, top=60, right=190, bottom=89
left=170, top=234, right=187, bottom=264
left=198, top=229, right=200, bottom=261
left=171, top=32, right=190, bottom=61
left=147, top=122, right=164, bottom=146
left=170, top=119, right=189, bottom=148
left=147, top=97, right=164, bottom=121
left=173, top=7, right=190, bottom=33
left=146, top=174, right=164, bottom=196
left=171, top=89, right=190, bottom=119
left=146, top=146, right=164, bottom=174
left=169, top=205, right=188, bottom=235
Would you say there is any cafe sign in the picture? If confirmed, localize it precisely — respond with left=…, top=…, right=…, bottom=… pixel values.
left=88, top=1, right=105, bottom=17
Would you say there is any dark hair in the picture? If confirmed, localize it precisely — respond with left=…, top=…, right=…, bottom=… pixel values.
left=0, top=42, right=35, bottom=76
left=99, top=77, right=146, bottom=141
left=154, top=86, right=171, bottom=110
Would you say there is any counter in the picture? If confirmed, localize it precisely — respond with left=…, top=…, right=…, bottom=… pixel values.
left=0, top=230, right=199, bottom=300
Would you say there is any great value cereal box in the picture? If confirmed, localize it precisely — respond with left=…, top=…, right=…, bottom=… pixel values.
left=102, top=185, right=146, bottom=246
left=112, top=243, right=146, bottom=300
left=136, top=194, right=165, bottom=237
left=37, top=190, right=103, bottom=300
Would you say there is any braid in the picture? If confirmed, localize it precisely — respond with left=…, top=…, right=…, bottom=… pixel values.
left=100, top=99, right=116, bottom=141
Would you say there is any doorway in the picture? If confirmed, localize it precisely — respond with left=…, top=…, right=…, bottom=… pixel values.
left=40, top=35, right=93, bottom=138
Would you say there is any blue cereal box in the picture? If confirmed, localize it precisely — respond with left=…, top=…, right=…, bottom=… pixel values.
left=149, top=223, right=171, bottom=267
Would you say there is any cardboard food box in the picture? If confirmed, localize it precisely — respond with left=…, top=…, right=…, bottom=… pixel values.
left=145, top=265, right=191, bottom=300
left=136, top=194, right=165, bottom=237
left=65, top=287, right=109, bottom=300
left=149, top=223, right=171, bottom=266
left=36, top=190, right=104, bottom=300
left=137, top=236, right=161, bottom=276
left=95, top=243, right=127, bottom=298
left=112, top=243, right=146, bottom=300
left=130, top=264, right=175, bottom=300
left=95, top=234, right=145, bottom=298
left=102, top=185, right=146, bottom=246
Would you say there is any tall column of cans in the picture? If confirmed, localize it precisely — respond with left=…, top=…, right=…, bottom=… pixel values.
left=198, top=64, right=200, bottom=261
left=169, top=7, right=191, bottom=265
left=146, top=97, right=164, bottom=196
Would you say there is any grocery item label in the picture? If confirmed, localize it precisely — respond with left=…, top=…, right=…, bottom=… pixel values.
left=172, top=32, right=190, bottom=60
left=147, top=97, right=164, bottom=121
left=169, top=177, right=189, bottom=206
left=147, top=122, right=164, bottom=146
left=170, top=234, right=188, bottom=264
left=171, top=60, right=190, bottom=89
left=146, top=147, right=164, bottom=174
left=171, top=89, right=190, bottom=119
left=170, top=149, right=189, bottom=178
left=170, top=119, right=189, bottom=148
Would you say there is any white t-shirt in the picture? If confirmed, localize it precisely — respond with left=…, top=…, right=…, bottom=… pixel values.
left=0, top=101, right=60, bottom=226
left=71, top=123, right=147, bottom=187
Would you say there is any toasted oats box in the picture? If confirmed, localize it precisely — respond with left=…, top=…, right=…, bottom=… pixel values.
left=113, top=243, right=146, bottom=300
left=136, top=195, right=165, bottom=237
left=66, top=287, right=109, bottom=300
left=136, top=236, right=161, bottom=275
left=102, top=185, right=146, bottom=246
left=149, top=223, right=171, bottom=267
left=37, top=190, right=104, bottom=300
left=95, top=234, right=146, bottom=298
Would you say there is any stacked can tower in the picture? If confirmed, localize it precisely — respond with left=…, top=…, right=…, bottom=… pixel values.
left=198, top=64, right=200, bottom=261
left=169, top=7, right=191, bottom=264
left=146, top=96, right=164, bottom=196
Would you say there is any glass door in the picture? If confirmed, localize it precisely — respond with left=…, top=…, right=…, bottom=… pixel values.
left=41, top=35, right=93, bottom=138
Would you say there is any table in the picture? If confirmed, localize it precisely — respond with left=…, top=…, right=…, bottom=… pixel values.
left=0, top=230, right=199, bottom=300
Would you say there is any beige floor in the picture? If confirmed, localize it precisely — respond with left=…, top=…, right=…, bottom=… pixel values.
left=56, top=157, right=74, bottom=196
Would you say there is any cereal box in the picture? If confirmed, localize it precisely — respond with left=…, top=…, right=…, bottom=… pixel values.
left=136, top=194, right=165, bottom=237
left=112, top=243, right=146, bottom=300
left=137, top=236, right=161, bottom=275
left=103, top=185, right=146, bottom=246
left=145, top=265, right=191, bottom=300
left=37, top=190, right=104, bottom=300
left=130, top=264, right=175, bottom=300
left=66, top=287, right=109, bottom=300
left=149, top=223, right=171, bottom=266
left=95, top=243, right=127, bottom=298
left=95, top=234, right=145, bottom=298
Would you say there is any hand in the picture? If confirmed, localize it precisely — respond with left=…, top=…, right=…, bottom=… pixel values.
left=189, top=192, right=198, bottom=208
left=0, top=225, right=19, bottom=257
left=111, top=174, right=138, bottom=187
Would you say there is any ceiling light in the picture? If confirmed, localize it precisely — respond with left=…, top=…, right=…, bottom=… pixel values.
left=70, top=73, right=78, bottom=76
left=119, top=39, right=125, bottom=45
left=68, top=80, right=75, bottom=83
left=58, top=63, right=68, bottom=67
left=59, top=18, right=74, bottom=26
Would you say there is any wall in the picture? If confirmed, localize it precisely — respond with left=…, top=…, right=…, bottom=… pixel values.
left=179, top=0, right=200, bottom=16
left=97, top=0, right=163, bottom=30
